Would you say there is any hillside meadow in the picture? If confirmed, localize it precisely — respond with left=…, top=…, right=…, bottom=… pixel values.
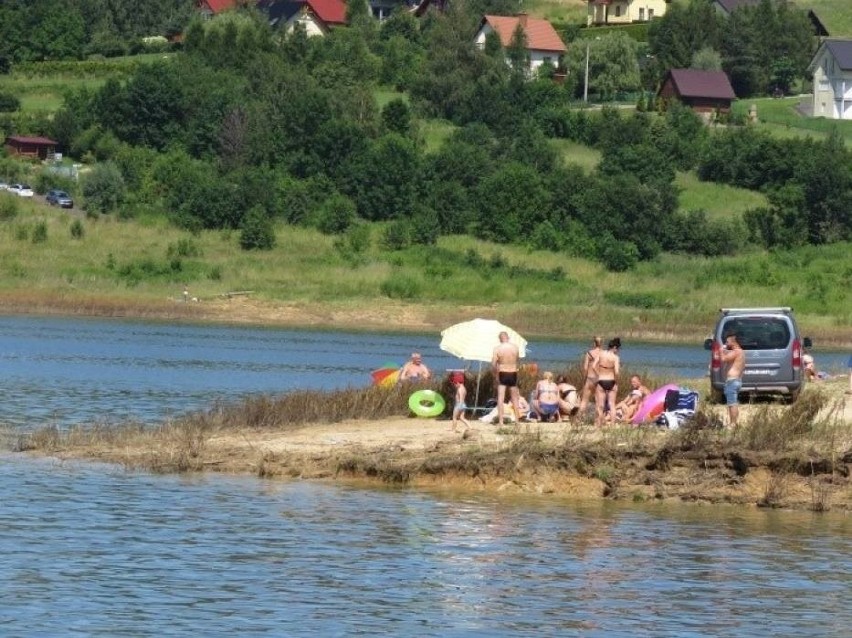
left=0, top=193, right=848, bottom=345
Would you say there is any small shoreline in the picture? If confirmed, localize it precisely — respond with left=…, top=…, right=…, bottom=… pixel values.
left=13, top=381, right=852, bottom=513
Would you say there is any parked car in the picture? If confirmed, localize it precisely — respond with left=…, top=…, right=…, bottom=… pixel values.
left=46, top=189, right=74, bottom=208
left=9, top=183, right=34, bottom=197
left=704, top=307, right=811, bottom=403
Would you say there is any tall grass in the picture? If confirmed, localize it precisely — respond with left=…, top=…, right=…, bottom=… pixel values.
left=1, top=196, right=849, bottom=343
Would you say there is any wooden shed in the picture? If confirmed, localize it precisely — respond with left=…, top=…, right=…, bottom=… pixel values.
left=4, top=135, right=59, bottom=161
left=657, top=69, right=737, bottom=115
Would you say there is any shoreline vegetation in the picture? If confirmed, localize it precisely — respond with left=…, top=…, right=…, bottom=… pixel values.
left=9, top=364, right=852, bottom=513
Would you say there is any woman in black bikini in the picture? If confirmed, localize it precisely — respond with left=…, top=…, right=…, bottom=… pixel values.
left=593, top=338, right=620, bottom=426
left=578, top=336, right=602, bottom=417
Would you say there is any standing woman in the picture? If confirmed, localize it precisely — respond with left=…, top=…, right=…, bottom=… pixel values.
left=578, top=336, right=603, bottom=417
left=594, top=338, right=621, bottom=426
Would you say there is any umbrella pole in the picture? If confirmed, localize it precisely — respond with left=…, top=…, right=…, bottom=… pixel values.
left=474, top=361, right=482, bottom=411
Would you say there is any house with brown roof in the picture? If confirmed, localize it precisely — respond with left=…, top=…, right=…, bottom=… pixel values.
left=657, top=69, right=737, bottom=117
left=809, top=39, right=852, bottom=120
left=4, top=135, right=59, bottom=160
left=587, top=0, right=669, bottom=26
left=474, top=13, right=566, bottom=74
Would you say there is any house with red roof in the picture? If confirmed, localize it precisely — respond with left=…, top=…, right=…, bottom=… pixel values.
left=197, top=0, right=245, bottom=19
left=258, top=0, right=347, bottom=36
left=657, top=69, right=737, bottom=118
left=474, top=14, right=566, bottom=74
left=4, top=135, right=59, bottom=160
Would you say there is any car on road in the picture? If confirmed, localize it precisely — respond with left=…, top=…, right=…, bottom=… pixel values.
left=46, top=189, right=74, bottom=208
left=9, top=183, right=34, bottom=197
left=704, top=307, right=811, bottom=403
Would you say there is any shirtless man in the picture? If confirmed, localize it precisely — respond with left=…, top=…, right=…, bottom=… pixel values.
left=492, top=331, right=522, bottom=426
left=720, top=332, right=745, bottom=427
left=400, top=352, right=430, bottom=382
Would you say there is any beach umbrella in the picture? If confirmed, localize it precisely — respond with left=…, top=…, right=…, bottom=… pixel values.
left=439, top=318, right=527, bottom=410
left=371, top=363, right=400, bottom=387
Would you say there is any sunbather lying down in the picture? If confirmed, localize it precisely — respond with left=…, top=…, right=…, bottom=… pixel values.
left=479, top=397, right=531, bottom=423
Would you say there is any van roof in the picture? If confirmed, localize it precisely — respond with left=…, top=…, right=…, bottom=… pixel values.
left=720, top=307, right=792, bottom=315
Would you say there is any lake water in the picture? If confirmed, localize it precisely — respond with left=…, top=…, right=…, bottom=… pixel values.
left=1, top=316, right=848, bottom=430
left=1, top=455, right=850, bottom=637
left=1, top=316, right=850, bottom=636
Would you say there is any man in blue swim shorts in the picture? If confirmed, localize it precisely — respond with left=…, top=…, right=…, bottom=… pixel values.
left=720, top=332, right=745, bottom=427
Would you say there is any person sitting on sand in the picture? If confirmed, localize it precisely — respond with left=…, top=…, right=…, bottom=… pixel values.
left=479, top=396, right=530, bottom=424
left=532, top=371, right=562, bottom=423
left=556, top=375, right=579, bottom=419
left=803, top=349, right=819, bottom=382
left=613, top=375, right=650, bottom=422
left=400, top=352, right=430, bottom=382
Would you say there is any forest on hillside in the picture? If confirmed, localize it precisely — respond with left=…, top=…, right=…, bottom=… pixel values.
left=0, top=0, right=849, bottom=270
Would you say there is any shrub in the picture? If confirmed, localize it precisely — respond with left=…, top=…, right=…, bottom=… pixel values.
left=167, top=238, right=202, bottom=259
left=70, top=219, right=84, bottom=239
left=81, top=162, right=126, bottom=214
left=31, top=221, right=48, bottom=244
left=383, top=219, right=413, bottom=250
left=209, top=265, right=223, bottom=281
left=0, top=194, right=19, bottom=220
left=380, top=273, right=422, bottom=299
left=0, top=92, right=21, bottom=113
left=315, top=193, right=356, bottom=235
left=597, top=234, right=639, bottom=272
left=239, top=205, right=276, bottom=250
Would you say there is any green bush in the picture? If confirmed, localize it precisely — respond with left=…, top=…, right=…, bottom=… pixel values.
left=0, top=91, right=21, bottom=113
left=380, top=273, right=422, bottom=299
left=0, top=194, right=19, bottom=220
left=315, top=193, right=356, bottom=235
left=70, top=219, right=84, bottom=239
left=31, top=221, right=48, bottom=244
left=239, top=205, right=276, bottom=250
left=383, top=219, right=413, bottom=250
left=81, top=161, right=126, bottom=214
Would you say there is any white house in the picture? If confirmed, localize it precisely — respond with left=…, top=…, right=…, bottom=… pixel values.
left=587, top=0, right=669, bottom=26
left=809, top=39, right=852, bottom=120
left=474, top=14, right=567, bottom=74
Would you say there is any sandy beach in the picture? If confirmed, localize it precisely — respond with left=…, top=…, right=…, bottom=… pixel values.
left=26, top=376, right=852, bottom=512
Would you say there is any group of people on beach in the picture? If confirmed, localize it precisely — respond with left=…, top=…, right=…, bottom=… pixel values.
left=454, top=333, right=644, bottom=429
left=403, top=331, right=851, bottom=432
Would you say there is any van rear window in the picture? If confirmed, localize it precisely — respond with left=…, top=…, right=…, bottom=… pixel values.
left=721, top=318, right=791, bottom=350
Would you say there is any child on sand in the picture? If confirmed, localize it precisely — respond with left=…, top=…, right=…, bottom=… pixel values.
left=452, top=380, right=470, bottom=432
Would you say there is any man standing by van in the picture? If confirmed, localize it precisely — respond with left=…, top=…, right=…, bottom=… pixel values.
left=720, top=332, right=745, bottom=427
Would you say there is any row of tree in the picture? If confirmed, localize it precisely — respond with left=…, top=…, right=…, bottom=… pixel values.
left=8, top=4, right=851, bottom=267
left=0, top=0, right=193, bottom=64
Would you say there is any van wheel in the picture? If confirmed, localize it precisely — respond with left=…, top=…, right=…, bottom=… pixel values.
left=709, top=388, right=725, bottom=404
left=786, top=390, right=800, bottom=404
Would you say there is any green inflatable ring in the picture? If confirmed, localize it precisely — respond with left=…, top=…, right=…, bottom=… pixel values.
left=408, top=390, right=446, bottom=418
